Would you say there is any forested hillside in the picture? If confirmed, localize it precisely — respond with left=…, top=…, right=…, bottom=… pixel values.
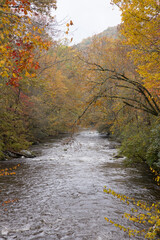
left=0, top=0, right=160, bottom=172
left=0, top=0, right=160, bottom=238
left=76, top=26, right=119, bottom=49
left=74, top=0, right=160, bottom=172
left=0, top=0, right=82, bottom=159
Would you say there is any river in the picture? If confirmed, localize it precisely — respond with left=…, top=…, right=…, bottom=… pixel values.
left=0, top=130, right=159, bottom=240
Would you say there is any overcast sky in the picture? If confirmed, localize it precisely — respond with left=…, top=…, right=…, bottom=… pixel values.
left=54, top=0, right=122, bottom=44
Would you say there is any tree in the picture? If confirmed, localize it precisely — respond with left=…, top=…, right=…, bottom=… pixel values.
left=0, top=0, right=56, bottom=87
left=77, top=36, right=160, bottom=124
left=0, top=0, right=57, bottom=158
left=75, top=34, right=160, bottom=168
left=111, top=0, right=160, bottom=95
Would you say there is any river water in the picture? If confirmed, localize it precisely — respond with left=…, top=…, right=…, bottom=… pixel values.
left=0, top=130, right=159, bottom=240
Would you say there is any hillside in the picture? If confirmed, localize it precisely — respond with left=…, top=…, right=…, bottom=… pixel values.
left=76, top=25, right=119, bottom=49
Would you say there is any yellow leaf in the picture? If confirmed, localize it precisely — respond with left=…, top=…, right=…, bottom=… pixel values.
left=38, top=29, right=42, bottom=34
left=0, top=60, right=5, bottom=67
left=1, top=71, right=9, bottom=78
left=25, top=71, right=30, bottom=77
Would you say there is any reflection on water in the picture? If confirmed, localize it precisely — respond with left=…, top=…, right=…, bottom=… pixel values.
left=0, top=130, right=159, bottom=240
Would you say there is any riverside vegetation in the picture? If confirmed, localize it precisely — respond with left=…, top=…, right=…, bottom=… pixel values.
left=0, top=0, right=159, bottom=238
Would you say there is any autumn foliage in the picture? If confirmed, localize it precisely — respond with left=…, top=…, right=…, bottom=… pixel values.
left=0, top=0, right=159, bottom=238
left=111, top=0, right=160, bottom=94
left=0, top=0, right=81, bottom=159
left=0, top=0, right=160, bottom=171
left=0, top=0, right=54, bottom=87
left=104, top=186, right=160, bottom=239
left=72, top=2, right=160, bottom=237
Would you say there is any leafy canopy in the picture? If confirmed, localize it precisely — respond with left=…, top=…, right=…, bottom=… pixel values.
left=111, top=0, right=160, bottom=93
left=0, top=0, right=56, bottom=87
